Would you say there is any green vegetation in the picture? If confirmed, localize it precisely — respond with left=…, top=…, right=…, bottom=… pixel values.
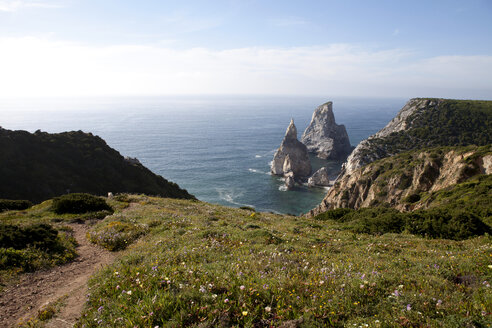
left=0, top=223, right=76, bottom=272
left=0, top=129, right=195, bottom=203
left=0, top=196, right=115, bottom=281
left=424, top=174, right=492, bottom=226
left=52, top=193, right=113, bottom=214
left=66, top=195, right=491, bottom=327
left=0, top=199, right=32, bottom=212
left=351, top=145, right=492, bottom=211
left=361, top=99, right=492, bottom=159
left=315, top=207, right=491, bottom=240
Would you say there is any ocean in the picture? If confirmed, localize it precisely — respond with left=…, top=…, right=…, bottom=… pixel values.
left=0, top=96, right=406, bottom=215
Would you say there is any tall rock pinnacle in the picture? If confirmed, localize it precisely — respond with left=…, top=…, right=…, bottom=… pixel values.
left=271, top=119, right=311, bottom=188
left=301, top=102, right=352, bottom=160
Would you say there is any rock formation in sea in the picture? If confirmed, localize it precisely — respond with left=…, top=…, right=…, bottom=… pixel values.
left=271, top=119, right=311, bottom=188
left=307, top=167, right=332, bottom=187
left=301, top=102, right=352, bottom=160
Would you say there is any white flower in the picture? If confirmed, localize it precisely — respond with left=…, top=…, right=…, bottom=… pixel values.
left=127, top=290, right=132, bottom=295
left=265, top=306, right=271, bottom=312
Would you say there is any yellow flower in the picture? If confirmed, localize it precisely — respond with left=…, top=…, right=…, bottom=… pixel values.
left=242, top=311, right=248, bottom=316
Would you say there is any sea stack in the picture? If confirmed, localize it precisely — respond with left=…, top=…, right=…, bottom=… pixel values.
left=271, top=119, right=311, bottom=188
left=301, top=102, right=352, bottom=160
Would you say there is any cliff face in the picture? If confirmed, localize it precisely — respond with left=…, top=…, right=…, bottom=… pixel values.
left=344, top=98, right=492, bottom=173
left=308, top=146, right=491, bottom=216
left=301, top=102, right=352, bottom=160
left=0, top=128, right=195, bottom=202
left=271, top=119, right=311, bottom=187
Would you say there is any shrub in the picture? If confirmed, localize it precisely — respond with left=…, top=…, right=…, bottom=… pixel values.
left=0, top=223, right=59, bottom=251
left=0, top=223, right=77, bottom=271
left=0, top=199, right=33, bottom=212
left=314, top=208, right=354, bottom=221
left=52, top=193, right=113, bottom=214
left=405, top=210, right=491, bottom=240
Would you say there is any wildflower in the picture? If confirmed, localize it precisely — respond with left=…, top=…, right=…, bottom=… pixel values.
left=152, top=266, right=158, bottom=271
left=436, top=299, right=442, bottom=306
left=406, top=304, right=411, bottom=311
left=212, top=294, right=218, bottom=299
left=224, top=299, right=229, bottom=303
left=242, top=311, right=248, bottom=316
left=240, top=285, right=245, bottom=290
left=360, top=284, right=364, bottom=289
left=265, top=306, right=271, bottom=312
left=393, top=290, right=399, bottom=297
left=199, top=286, right=206, bottom=293
left=488, top=265, right=492, bottom=269
left=97, top=306, right=104, bottom=313
left=319, top=281, right=324, bottom=285
left=127, top=290, right=132, bottom=295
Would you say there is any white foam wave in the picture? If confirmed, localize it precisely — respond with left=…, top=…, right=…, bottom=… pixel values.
left=278, top=185, right=288, bottom=191
left=248, top=168, right=270, bottom=175
left=216, top=188, right=254, bottom=208
left=255, top=155, right=262, bottom=158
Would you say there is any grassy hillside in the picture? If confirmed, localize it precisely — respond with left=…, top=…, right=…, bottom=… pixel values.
left=0, top=195, right=490, bottom=327
left=0, top=129, right=194, bottom=202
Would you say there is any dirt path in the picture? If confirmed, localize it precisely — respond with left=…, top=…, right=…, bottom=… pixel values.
left=0, top=223, right=115, bottom=327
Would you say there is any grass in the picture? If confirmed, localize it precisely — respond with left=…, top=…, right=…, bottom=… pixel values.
left=72, top=195, right=491, bottom=327
left=1, top=193, right=490, bottom=326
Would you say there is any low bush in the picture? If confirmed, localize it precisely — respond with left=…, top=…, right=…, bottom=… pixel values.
left=0, top=223, right=77, bottom=271
left=52, top=193, right=113, bottom=214
left=316, top=206, right=490, bottom=240
left=406, top=210, right=491, bottom=240
left=314, top=208, right=354, bottom=221
left=0, top=199, right=33, bottom=212
left=0, top=223, right=58, bottom=251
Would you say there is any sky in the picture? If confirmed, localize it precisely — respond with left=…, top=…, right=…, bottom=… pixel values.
left=0, top=0, right=491, bottom=99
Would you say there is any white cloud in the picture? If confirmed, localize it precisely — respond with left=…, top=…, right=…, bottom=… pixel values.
left=0, top=37, right=490, bottom=99
left=0, top=0, right=63, bottom=12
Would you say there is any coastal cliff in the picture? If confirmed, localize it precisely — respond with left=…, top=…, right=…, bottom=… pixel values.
left=308, top=145, right=491, bottom=216
left=308, top=98, right=492, bottom=217
left=344, top=98, right=492, bottom=173
left=0, top=128, right=195, bottom=202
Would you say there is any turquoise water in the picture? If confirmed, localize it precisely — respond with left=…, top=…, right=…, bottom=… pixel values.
left=0, top=96, right=405, bottom=214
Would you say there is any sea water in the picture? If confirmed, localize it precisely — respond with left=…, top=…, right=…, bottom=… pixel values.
left=0, top=96, right=405, bottom=215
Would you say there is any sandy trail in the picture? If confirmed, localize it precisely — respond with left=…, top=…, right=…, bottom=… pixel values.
left=0, top=223, right=115, bottom=327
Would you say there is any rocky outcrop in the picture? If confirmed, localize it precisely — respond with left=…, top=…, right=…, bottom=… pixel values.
left=301, top=102, right=352, bottom=160
left=271, top=119, right=311, bottom=188
left=307, top=146, right=491, bottom=217
left=307, top=167, right=332, bottom=187
left=343, top=98, right=439, bottom=173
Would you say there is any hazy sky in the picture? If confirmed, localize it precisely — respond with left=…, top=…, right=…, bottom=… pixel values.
left=0, top=0, right=491, bottom=98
